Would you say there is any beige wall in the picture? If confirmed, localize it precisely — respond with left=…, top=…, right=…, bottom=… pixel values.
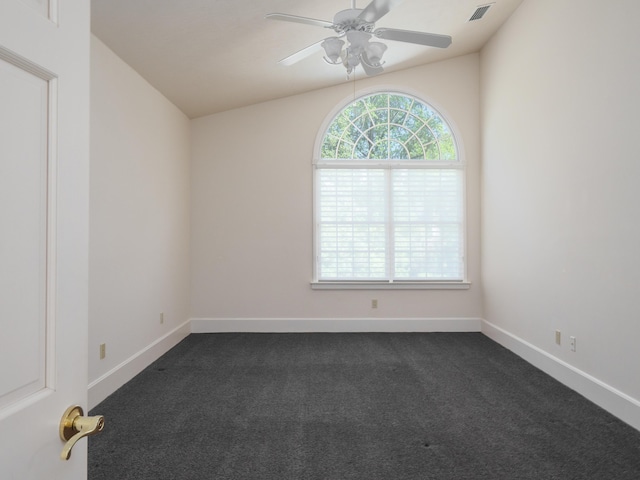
left=481, top=0, right=640, bottom=409
left=190, top=54, right=482, bottom=322
left=89, top=36, right=191, bottom=405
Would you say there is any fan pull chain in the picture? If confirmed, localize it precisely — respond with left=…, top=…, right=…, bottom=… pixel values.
left=352, top=68, right=356, bottom=105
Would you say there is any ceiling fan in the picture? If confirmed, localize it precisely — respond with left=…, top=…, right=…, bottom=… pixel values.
left=266, top=0, right=452, bottom=77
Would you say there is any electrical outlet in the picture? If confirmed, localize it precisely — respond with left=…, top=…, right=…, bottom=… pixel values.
left=570, top=336, right=576, bottom=352
left=160, top=312, right=164, bottom=324
left=371, top=299, right=378, bottom=309
left=555, top=330, right=561, bottom=345
left=99, top=343, right=106, bottom=359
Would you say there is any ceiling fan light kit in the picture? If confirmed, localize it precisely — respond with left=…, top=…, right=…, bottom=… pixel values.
left=364, top=41, right=388, bottom=65
left=322, top=30, right=389, bottom=77
left=266, top=0, right=452, bottom=78
left=321, top=37, right=345, bottom=64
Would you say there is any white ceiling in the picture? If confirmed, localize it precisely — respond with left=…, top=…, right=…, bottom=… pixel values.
left=91, top=0, right=524, bottom=119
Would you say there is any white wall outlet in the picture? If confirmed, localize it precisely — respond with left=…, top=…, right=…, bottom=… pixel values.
left=160, top=312, right=164, bottom=324
left=99, top=343, right=106, bottom=359
left=555, top=330, right=561, bottom=345
left=570, top=336, right=576, bottom=352
left=371, top=299, right=378, bottom=309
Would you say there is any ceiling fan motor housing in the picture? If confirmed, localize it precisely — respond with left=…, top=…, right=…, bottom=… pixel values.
left=332, top=9, right=375, bottom=34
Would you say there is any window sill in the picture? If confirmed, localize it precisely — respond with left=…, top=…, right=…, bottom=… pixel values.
left=310, top=281, right=471, bottom=290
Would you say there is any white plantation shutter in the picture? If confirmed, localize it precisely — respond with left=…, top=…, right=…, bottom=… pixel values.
left=392, top=169, right=463, bottom=280
left=314, top=92, right=465, bottom=284
left=318, top=169, right=387, bottom=279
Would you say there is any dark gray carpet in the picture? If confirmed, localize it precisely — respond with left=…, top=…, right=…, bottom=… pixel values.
left=89, top=333, right=640, bottom=479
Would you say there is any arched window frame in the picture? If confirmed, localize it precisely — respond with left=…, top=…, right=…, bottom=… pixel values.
left=312, top=88, right=470, bottom=289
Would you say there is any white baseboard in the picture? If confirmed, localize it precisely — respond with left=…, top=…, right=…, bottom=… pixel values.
left=88, top=320, right=191, bottom=409
left=482, top=319, right=640, bottom=432
left=190, top=317, right=482, bottom=333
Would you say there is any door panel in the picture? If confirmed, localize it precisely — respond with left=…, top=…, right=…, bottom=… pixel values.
left=0, top=0, right=90, bottom=478
left=16, top=0, right=51, bottom=20
left=0, top=55, right=50, bottom=411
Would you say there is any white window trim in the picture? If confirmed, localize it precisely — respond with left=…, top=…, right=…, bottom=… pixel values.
left=310, top=281, right=471, bottom=290
left=312, top=87, right=470, bottom=289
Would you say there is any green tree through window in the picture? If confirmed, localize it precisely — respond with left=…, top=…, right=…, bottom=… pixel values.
left=321, top=93, right=457, bottom=161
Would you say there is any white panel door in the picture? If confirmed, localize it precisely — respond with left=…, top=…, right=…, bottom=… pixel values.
left=0, top=0, right=90, bottom=479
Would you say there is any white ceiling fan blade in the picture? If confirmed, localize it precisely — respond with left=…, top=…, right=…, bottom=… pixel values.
left=374, top=28, right=452, bottom=48
left=265, top=13, right=335, bottom=29
left=357, top=0, right=404, bottom=23
left=278, top=40, right=325, bottom=66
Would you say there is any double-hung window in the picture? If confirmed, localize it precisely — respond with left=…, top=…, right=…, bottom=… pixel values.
left=313, top=92, right=466, bottom=288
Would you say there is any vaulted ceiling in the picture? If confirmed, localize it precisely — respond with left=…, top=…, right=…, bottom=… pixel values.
left=91, top=0, right=524, bottom=118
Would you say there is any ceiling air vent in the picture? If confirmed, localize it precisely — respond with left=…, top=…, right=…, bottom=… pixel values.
left=469, top=3, right=494, bottom=21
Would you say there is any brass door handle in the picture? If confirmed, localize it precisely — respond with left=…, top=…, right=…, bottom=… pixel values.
left=59, top=405, right=105, bottom=460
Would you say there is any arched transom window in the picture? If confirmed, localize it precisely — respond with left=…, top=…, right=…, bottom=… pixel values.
left=321, top=92, right=456, bottom=161
left=313, top=92, right=466, bottom=287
